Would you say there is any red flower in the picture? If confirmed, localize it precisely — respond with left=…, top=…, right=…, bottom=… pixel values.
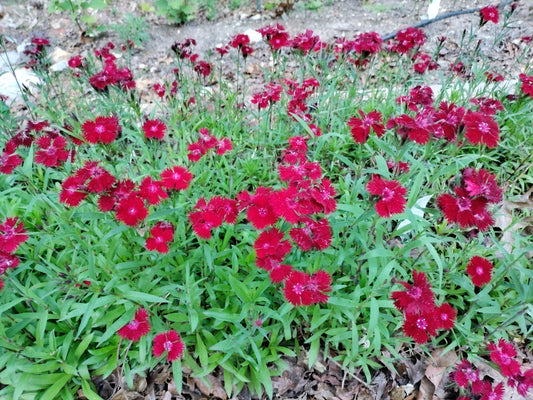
left=389, top=27, right=426, bottom=54
left=0, top=217, right=29, bottom=253
left=188, top=209, right=223, bottom=239
left=480, top=6, right=499, bottom=24
left=452, top=360, right=480, bottom=388
left=488, top=339, right=521, bottom=377
left=160, top=166, right=193, bottom=191
left=34, top=135, right=69, bottom=167
left=477, top=381, right=504, bottom=400
left=310, top=178, right=337, bottom=215
left=145, top=221, right=175, bottom=253
left=216, top=138, right=232, bottom=155
left=115, top=194, right=148, bottom=226
left=254, top=228, right=291, bottom=259
left=0, top=151, right=22, bottom=174
left=470, top=97, right=504, bottom=115
left=466, top=256, right=494, bottom=287
left=188, top=142, right=207, bottom=162
left=269, top=264, right=293, bottom=283
left=153, top=330, right=185, bottom=362
left=463, top=111, right=500, bottom=148
left=519, top=74, right=533, bottom=98
left=434, top=303, right=456, bottom=330
left=246, top=188, right=279, bottom=230
left=118, top=308, right=151, bottom=342
left=391, top=270, right=435, bottom=314
left=366, top=175, right=407, bottom=218
left=138, top=177, right=168, bottom=205
left=402, top=311, right=438, bottom=344
left=436, top=187, right=493, bottom=230
left=283, top=270, right=331, bottom=306
left=347, top=110, right=385, bottom=144
left=462, top=168, right=502, bottom=203
left=290, top=218, right=332, bottom=251
left=0, top=278, right=3, bottom=291
left=229, top=34, right=250, bottom=48
left=508, top=369, right=533, bottom=397
left=59, top=176, right=87, bottom=207
left=193, top=61, right=212, bottom=77
left=68, top=55, right=83, bottom=69
left=82, top=116, right=121, bottom=144
left=0, top=251, right=20, bottom=274
left=142, top=119, right=166, bottom=140
left=76, top=162, right=116, bottom=194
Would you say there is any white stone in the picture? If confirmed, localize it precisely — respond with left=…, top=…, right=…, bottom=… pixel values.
left=0, top=51, right=20, bottom=73
left=243, top=28, right=262, bottom=43
left=0, top=68, right=42, bottom=102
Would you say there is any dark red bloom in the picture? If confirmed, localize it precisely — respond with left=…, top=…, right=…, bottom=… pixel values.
left=194, top=60, right=212, bottom=77
left=488, top=339, right=521, bottom=377
left=0, top=251, right=20, bottom=274
left=402, top=311, right=438, bottom=344
left=413, top=52, right=438, bottom=74
left=466, top=256, right=494, bottom=287
left=290, top=30, right=324, bottom=55
left=470, top=97, right=504, bottom=115
left=82, top=116, right=121, bottom=144
left=391, top=270, right=435, bottom=315
left=118, top=308, right=151, bottom=342
left=508, top=369, right=533, bottom=397
left=115, top=194, right=148, bottom=226
left=251, top=83, right=283, bottom=109
left=68, top=55, right=83, bottom=69
left=188, top=209, right=223, bottom=239
left=352, top=31, right=383, bottom=55
left=216, top=138, right=232, bottom=155
left=366, top=175, right=407, bottom=218
left=347, top=110, right=385, bottom=143
left=246, top=187, right=279, bottom=230
left=434, top=101, right=465, bottom=142
left=463, top=111, right=500, bottom=148
left=75, top=162, right=116, bottom=194
left=462, top=168, right=502, bottom=203
left=160, top=166, right=193, bottom=191
left=452, top=360, right=479, bottom=388
left=389, top=27, right=426, bottom=54
left=480, top=6, right=499, bottom=24
left=138, top=177, right=168, bottom=206
left=397, top=85, right=434, bottom=112
left=436, top=187, right=493, bottom=231
left=434, top=303, right=456, bottom=330
left=229, top=34, right=250, bottom=48
left=153, top=330, right=185, bottom=362
left=145, top=221, right=175, bottom=253
left=0, top=151, right=22, bottom=174
left=283, top=270, right=331, bottom=306
left=59, top=176, right=87, bottom=207
left=289, top=218, right=332, bottom=251
left=0, top=217, right=29, bottom=253
left=142, top=119, right=166, bottom=140
left=519, top=74, right=533, bottom=98
left=254, top=228, right=291, bottom=260
left=34, top=135, right=69, bottom=167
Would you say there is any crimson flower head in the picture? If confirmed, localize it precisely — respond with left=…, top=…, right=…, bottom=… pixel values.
left=436, top=187, right=493, bottom=231
left=254, top=228, right=291, bottom=260
left=366, top=175, right=407, bottom=218
left=391, top=270, right=435, bottom=315
left=68, top=55, right=83, bottom=69
left=153, top=330, right=185, bottom=362
left=34, top=135, right=69, bottom=167
left=145, top=221, right=175, bottom=253
left=246, top=187, right=279, bottom=230
left=488, top=339, right=521, bottom=377
left=115, top=194, right=148, bottom=226
left=462, top=168, right=502, bottom=203
left=519, top=74, right=533, bottom=98
left=160, top=166, right=193, bottom=191
left=229, top=34, right=250, bottom=48
left=142, top=119, right=166, bottom=140
left=118, top=308, right=151, bottom=342
left=402, top=311, right=438, bottom=344
left=59, top=176, right=87, bottom=207
left=0, top=217, right=29, bottom=253
left=138, top=177, right=168, bottom=206
left=82, top=116, right=121, bottom=144
left=0, top=151, right=23, bottom=174
left=216, top=138, right=232, bottom=155
left=463, top=111, right=500, bottom=148
left=347, top=110, right=385, bottom=143
left=283, top=270, right=331, bottom=306
left=452, top=360, right=480, bottom=388
left=0, top=251, right=20, bottom=274
left=434, top=303, right=456, bottom=330
left=480, top=6, right=499, bottom=24
left=466, top=256, right=494, bottom=287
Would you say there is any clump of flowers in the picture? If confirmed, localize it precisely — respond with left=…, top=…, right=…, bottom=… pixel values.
left=0, top=217, right=29, bottom=291
left=451, top=339, right=533, bottom=399
left=187, top=128, right=232, bottom=162
left=437, top=167, right=502, bottom=231
left=392, top=270, right=456, bottom=344
left=389, top=27, right=426, bottom=54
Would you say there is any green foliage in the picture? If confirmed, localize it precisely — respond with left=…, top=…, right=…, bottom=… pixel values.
left=154, top=0, right=197, bottom=24
left=110, top=14, right=151, bottom=46
left=48, top=0, right=109, bottom=34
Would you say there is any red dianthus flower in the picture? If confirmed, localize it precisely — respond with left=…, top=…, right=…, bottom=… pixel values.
left=366, top=175, right=407, bottom=218
left=160, top=166, right=193, bottom=191
left=466, top=256, right=494, bottom=287
left=115, top=194, right=148, bottom=226
left=82, top=116, right=121, bottom=144
left=34, top=135, right=69, bottom=167
left=0, top=217, right=29, bottom=253
left=480, top=6, right=499, bottom=24
left=391, top=270, right=435, bottom=314
left=153, top=330, right=185, bottom=362
left=118, top=308, right=151, bottom=342
left=142, top=119, right=166, bottom=140
left=463, top=111, right=500, bottom=148
left=488, top=339, right=521, bottom=377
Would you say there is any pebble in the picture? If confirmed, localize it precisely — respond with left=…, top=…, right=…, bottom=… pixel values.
left=0, top=68, right=42, bottom=103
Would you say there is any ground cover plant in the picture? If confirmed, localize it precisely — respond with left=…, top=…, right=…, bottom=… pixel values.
left=1, top=1, right=533, bottom=399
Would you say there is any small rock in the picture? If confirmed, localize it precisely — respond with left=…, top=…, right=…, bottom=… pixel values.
left=0, top=68, right=42, bottom=102
left=0, top=51, right=20, bottom=73
left=250, top=13, right=261, bottom=20
left=243, top=28, right=262, bottom=43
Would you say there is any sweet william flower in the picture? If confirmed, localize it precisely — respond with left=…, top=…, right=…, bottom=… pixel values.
left=153, top=330, right=185, bottom=362
left=283, top=270, right=331, bottom=306
left=347, top=110, right=385, bottom=144
left=488, top=339, right=521, bottom=377
left=34, top=135, right=69, bottom=167
left=391, top=270, right=435, bottom=315
left=452, top=360, right=479, bottom=388
left=59, top=176, right=87, bottom=207
left=463, top=111, right=500, bottom=148
left=118, top=308, right=151, bottom=342
left=366, top=175, right=407, bottom=218
left=519, top=74, right=533, bottom=98
left=480, top=6, right=499, bottom=24
left=142, top=119, right=166, bottom=140
left=434, top=303, right=456, bottom=330
left=0, top=151, right=22, bottom=174
left=402, top=311, right=438, bottom=344
left=160, top=166, right=193, bottom=191
left=462, top=168, right=502, bottom=203
left=138, top=177, right=168, bottom=206
left=145, top=221, right=175, bottom=253
left=0, top=217, right=29, bottom=254
left=82, top=116, right=121, bottom=144
left=466, top=256, right=494, bottom=287
left=115, top=194, right=148, bottom=226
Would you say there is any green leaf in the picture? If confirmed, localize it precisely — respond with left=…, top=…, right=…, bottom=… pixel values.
left=81, top=379, right=104, bottom=400
left=75, top=332, right=94, bottom=359
left=88, top=0, right=107, bottom=9
left=41, top=374, right=73, bottom=400
left=172, top=359, right=183, bottom=394
left=308, top=336, right=320, bottom=368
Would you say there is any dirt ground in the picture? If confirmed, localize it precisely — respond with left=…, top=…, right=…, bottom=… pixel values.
left=1, top=1, right=532, bottom=399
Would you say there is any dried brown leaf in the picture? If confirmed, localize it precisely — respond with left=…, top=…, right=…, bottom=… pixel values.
left=416, top=377, right=435, bottom=400
left=191, top=374, right=226, bottom=400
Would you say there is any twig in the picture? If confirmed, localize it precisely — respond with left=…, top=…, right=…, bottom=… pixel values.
left=382, top=0, right=515, bottom=41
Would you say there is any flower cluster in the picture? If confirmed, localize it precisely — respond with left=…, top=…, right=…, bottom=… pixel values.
left=89, top=42, right=135, bottom=91
left=412, top=52, right=438, bottom=74
left=187, top=128, right=232, bottom=162
left=451, top=339, right=533, bottom=399
left=23, top=37, right=50, bottom=69
left=229, top=33, right=253, bottom=57
left=437, top=167, right=502, bottom=231
left=257, top=23, right=290, bottom=50
left=0, top=217, right=29, bottom=291
left=392, top=270, right=456, bottom=344
left=251, top=83, right=283, bottom=109
left=117, top=309, right=185, bottom=362
left=388, top=27, right=426, bottom=54
left=519, top=74, right=533, bottom=98
left=188, top=196, right=238, bottom=239
left=145, top=222, right=175, bottom=253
